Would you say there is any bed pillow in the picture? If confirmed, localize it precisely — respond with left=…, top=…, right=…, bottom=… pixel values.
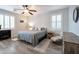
left=41, top=27, right=47, bottom=31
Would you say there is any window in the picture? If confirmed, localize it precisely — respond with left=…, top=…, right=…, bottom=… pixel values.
left=0, top=14, right=4, bottom=28
left=10, top=16, right=15, bottom=29
left=0, top=14, right=15, bottom=29
left=52, top=14, right=62, bottom=31
left=4, top=15, right=10, bottom=28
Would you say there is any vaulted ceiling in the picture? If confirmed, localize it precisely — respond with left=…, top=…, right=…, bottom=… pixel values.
left=0, top=5, right=70, bottom=15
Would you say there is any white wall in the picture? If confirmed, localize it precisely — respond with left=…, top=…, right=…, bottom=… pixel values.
left=69, top=6, right=79, bottom=36
left=27, top=8, right=69, bottom=33
left=0, top=9, right=27, bottom=38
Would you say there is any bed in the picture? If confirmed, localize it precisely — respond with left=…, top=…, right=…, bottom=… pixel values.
left=18, top=30, right=47, bottom=46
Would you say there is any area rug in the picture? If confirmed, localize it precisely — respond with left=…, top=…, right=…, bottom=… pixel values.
left=26, top=39, right=62, bottom=54
left=12, top=38, right=62, bottom=54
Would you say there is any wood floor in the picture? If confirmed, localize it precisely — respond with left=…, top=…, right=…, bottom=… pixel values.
left=0, top=38, right=62, bottom=54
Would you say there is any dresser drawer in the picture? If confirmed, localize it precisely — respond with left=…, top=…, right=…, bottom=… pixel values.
left=0, top=30, right=11, bottom=39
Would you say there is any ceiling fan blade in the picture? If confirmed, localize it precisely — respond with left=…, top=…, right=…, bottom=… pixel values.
left=29, top=10, right=37, bottom=12
left=26, top=7, right=37, bottom=12
left=28, top=12, right=33, bottom=15
left=21, top=12, right=25, bottom=14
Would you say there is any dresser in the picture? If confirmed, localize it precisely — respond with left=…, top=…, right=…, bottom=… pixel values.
left=0, top=29, right=11, bottom=39
left=63, top=32, right=79, bottom=54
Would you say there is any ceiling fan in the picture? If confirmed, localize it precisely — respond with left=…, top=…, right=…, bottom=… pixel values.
left=14, top=5, right=37, bottom=15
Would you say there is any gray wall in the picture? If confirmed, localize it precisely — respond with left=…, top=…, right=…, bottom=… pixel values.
left=68, top=5, right=79, bottom=36
left=28, top=8, right=69, bottom=33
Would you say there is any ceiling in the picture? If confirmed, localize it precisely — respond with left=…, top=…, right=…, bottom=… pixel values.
left=0, top=5, right=70, bottom=15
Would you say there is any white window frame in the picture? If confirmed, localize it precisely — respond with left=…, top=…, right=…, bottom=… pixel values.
left=51, top=14, right=62, bottom=32
left=10, top=16, right=15, bottom=29
left=0, top=14, right=4, bottom=29
left=4, top=15, right=10, bottom=29
left=0, top=14, right=15, bottom=29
